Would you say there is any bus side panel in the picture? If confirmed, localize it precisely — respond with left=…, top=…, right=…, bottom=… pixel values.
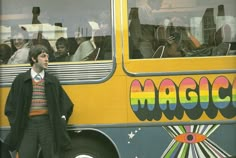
left=101, top=123, right=236, bottom=157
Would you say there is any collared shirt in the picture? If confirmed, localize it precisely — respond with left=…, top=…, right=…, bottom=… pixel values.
left=31, top=68, right=45, bottom=82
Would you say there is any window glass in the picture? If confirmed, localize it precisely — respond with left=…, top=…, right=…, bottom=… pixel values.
left=0, top=0, right=112, bottom=65
left=128, top=0, right=236, bottom=59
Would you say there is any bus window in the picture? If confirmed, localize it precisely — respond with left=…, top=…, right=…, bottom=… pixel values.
left=0, top=0, right=114, bottom=86
left=0, top=0, right=113, bottom=64
left=128, top=0, right=236, bottom=59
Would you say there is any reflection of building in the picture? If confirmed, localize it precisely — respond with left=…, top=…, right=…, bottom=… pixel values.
left=0, top=24, right=67, bottom=50
left=160, top=0, right=196, bottom=8
left=32, top=7, right=41, bottom=24
left=201, top=5, right=236, bottom=45
left=202, top=8, right=216, bottom=46
left=215, top=5, right=235, bottom=44
left=0, top=26, right=11, bottom=43
left=217, top=5, right=225, bottom=16
left=20, top=24, right=67, bottom=40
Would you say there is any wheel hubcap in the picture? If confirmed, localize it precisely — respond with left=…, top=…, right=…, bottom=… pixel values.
left=75, top=155, right=93, bottom=158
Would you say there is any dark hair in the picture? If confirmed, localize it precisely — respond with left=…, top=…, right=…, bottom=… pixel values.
left=28, top=44, right=49, bottom=66
left=56, top=37, right=69, bottom=49
left=32, top=38, right=55, bottom=61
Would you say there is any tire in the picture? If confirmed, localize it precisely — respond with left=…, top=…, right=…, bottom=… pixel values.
left=65, top=136, right=118, bottom=158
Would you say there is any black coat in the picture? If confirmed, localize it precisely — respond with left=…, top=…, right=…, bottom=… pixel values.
left=4, top=69, right=74, bottom=151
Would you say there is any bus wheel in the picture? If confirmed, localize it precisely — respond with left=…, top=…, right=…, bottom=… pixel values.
left=65, top=136, right=118, bottom=158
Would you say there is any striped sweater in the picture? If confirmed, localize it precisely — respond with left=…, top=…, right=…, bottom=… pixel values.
left=29, top=79, right=48, bottom=116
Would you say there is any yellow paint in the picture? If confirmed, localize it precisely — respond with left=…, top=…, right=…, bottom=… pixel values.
left=1, top=0, right=236, bottom=128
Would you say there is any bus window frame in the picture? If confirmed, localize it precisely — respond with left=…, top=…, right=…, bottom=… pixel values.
left=0, top=0, right=117, bottom=87
left=122, top=0, right=236, bottom=77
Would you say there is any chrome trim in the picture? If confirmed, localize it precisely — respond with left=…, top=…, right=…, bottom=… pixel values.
left=122, top=66, right=236, bottom=77
left=0, top=62, right=115, bottom=87
left=66, top=120, right=236, bottom=129
left=1, top=119, right=236, bottom=131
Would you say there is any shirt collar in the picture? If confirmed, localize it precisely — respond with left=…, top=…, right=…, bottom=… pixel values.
left=31, top=68, right=45, bottom=79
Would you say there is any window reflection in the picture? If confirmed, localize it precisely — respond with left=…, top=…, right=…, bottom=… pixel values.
left=128, top=0, right=236, bottom=59
left=0, top=0, right=112, bottom=65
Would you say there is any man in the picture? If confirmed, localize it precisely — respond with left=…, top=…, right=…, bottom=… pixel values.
left=4, top=44, right=74, bottom=158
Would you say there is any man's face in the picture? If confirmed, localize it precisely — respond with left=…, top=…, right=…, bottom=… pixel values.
left=34, top=52, right=49, bottom=70
left=13, top=33, right=26, bottom=50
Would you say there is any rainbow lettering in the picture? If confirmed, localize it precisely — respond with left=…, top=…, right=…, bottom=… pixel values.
left=130, top=76, right=236, bottom=121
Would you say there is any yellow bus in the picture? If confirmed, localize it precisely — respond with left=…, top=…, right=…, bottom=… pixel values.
left=0, top=0, right=236, bottom=157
